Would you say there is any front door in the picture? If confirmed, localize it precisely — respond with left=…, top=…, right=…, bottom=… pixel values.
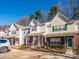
left=67, top=37, right=72, bottom=48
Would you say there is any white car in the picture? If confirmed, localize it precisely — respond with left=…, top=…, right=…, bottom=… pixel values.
left=0, top=39, right=11, bottom=53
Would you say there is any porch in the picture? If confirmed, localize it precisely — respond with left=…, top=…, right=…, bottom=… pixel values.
left=26, top=33, right=44, bottom=49
left=6, top=36, right=19, bottom=46
left=43, top=32, right=76, bottom=53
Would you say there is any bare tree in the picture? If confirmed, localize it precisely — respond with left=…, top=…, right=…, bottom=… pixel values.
left=16, top=17, right=29, bottom=26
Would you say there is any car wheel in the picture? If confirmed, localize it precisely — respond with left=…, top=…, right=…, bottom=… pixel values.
left=0, top=47, right=8, bottom=53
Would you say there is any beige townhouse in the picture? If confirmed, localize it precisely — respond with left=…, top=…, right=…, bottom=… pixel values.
left=27, top=19, right=45, bottom=48
left=5, top=23, right=29, bottom=46
left=43, top=12, right=79, bottom=54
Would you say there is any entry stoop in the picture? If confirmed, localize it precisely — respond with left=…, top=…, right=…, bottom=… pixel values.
left=65, top=48, right=74, bottom=55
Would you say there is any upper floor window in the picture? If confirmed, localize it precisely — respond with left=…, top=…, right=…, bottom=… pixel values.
left=12, top=31, right=16, bottom=34
left=31, top=26, right=36, bottom=31
left=22, top=30, right=28, bottom=34
left=7, top=33, right=9, bottom=36
left=52, top=24, right=67, bottom=32
left=30, top=25, right=37, bottom=31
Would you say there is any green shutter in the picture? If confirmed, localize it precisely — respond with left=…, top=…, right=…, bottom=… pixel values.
left=52, top=26, right=54, bottom=32
left=64, top=24, right=67, bottom=31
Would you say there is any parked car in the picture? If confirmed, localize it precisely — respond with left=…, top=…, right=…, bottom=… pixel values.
left=0, top=39, right=11, bottom=53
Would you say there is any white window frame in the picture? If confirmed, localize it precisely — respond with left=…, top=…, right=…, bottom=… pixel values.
left=31, top=26, right=36, bottom=31
left=11, top=30, right=16, bottom=34
left=50, top=38, right=61, bottom=46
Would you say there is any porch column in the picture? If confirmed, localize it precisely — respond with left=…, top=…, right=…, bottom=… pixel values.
left=12, top=37, right=14, bottom=46
left=64, top=36, right=66, bottom=49
left=25, top=37, right=28, bottom=46
left=27, top=36, right=30, bottom=46
left=45, top=37, right=47, bottom=48
left=41, top=36, right=44, bottom=47
left=46, top=38, right=49, bottom=48
left=32, top=36, right=36, bottom=45
left=15, top=38, right=19, bottom=46
left=37, top=36, right=41, bottom=47
left=19, top=29, right=24, bottom=45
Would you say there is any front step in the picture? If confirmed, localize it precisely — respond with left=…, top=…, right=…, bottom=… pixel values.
left=65, top=49, right=73, bottom=55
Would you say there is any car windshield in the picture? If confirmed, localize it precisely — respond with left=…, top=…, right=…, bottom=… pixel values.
left=0, top=40, right=7, bottom=43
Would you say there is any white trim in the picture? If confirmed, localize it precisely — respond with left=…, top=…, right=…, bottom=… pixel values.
left=51, top=12, right=70, bottom=22
left=58, top=12, right=70, bottom=21
left=50, top=38, right=61, bottom=46
left=29, top=19, right=35, bottom=26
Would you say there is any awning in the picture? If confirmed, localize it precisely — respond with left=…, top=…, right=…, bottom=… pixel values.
left=43, top=31, right=79, bottom=37
left=27, top=33, right=43, bottom=36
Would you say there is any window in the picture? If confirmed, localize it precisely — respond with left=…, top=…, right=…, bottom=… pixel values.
left=7, top=33, right=9, bottom=36
left=0, top=40, right=7, bottom=43
left=52, top=24, right=67, bottom=32
left=61, top=25, right=65, bottom=31
left=50, top=38, right=61, bottom=46
left=57, top=25, right=61, bottom=31
left=54, top=26, right=57, bottom=31
left=22, top=30, right=26, bottom=34
left=22, top=30, right=27, bottom=34
left=31, top=26, right=36, bottom=31
left=24, top=31, right=25, bottom=33
left=12, top=31, right=16, bottom=34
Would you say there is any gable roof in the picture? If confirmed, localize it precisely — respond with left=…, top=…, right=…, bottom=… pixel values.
left=20, top=26, right=29, bottom=30
left=29, top=19, right=45, bottom=26
left=5, top=28, right=10, bottom=32
left=38, top=23, right=45, bottom=26
left=31, top=19, right=41, bottom=25
left=12, top=23, right=27, bottom=30
left=52, top=12, right=74, bottom=24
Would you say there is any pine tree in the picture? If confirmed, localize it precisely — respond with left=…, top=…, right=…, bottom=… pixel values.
left=34, top=10, right=45, bottom=23
left=47, top=6, right=58, bottom=21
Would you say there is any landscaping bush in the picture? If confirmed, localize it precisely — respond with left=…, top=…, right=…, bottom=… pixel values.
left=11, top=45, right=30, bottom=50
left=18, top=45, right=28, bottom=50
left=73, top=45, right=79, bottom=55
left=47, top=45, right=66, bottom=53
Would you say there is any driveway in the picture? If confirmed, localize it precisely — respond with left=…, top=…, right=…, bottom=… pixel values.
left=0, top=49, right=78, bottom=59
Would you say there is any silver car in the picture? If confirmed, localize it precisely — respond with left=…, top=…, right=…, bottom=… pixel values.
left=0, top=39, right=11, bottom=53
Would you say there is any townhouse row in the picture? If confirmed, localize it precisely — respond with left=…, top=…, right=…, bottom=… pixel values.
left=5, top=23, right=29, bottom=45
left=2, top=12, right=79, bottom=50
left=27, top=13, right=79, bottom=50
